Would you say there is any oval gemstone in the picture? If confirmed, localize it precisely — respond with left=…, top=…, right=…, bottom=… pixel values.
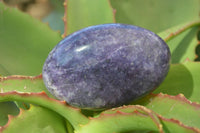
left=42, top=24, right=170, bottom=109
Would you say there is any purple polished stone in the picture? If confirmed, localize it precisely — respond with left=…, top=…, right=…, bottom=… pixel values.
left=42, top=24, right=170, bottom=109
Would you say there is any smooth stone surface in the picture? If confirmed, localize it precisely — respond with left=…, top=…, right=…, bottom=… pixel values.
left=43, top=24, right=170, bottom=109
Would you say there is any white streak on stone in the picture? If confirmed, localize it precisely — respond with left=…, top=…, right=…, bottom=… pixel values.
left=75, top=45, right=90, bottom=52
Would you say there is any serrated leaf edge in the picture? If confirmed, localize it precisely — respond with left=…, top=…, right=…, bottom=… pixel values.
left=83, top=105, right=164, bottom=133
left=85, top=104, right=200, bottom=133
left=153, top=93, right=200, bottom=108
left=158, top=19, right=200, bottom=42
left=0, top=74, right=42, bottom=82
left=0, top=91, right=89, bottom=130
left=0, top=108, right=24, bottom=132
left=158, top=115, right=200, bottom=133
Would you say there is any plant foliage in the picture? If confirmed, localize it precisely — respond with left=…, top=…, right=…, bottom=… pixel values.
left=0, top=0, right=200, bottom=132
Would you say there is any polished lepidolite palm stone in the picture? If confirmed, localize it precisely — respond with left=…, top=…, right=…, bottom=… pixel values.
left=43, top=24, right=170, bottom=109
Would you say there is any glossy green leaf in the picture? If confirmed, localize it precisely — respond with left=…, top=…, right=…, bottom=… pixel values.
left=0, top=75, right=53, bottom=116
left=159, top=117, right=199, bottom=133
left=0, top=92, right=89, bottom=130
left=158, top=20, right=200, bottom=42
left=64, top=0, right=115, bottom=35
left=158, top=20, right=200, bottom=63
left=78, top=105, right=199, bottom=133
left=0, top=64, right=199, bottom=132
left=77, top=107, right=161, bottom=133
left=0, top=75, right=52, bottom=97
left=0, top=102, right=19, bottom=126
left=110, top=0, right=199, bottom=33
left=134, top=93, right=200, bottom=130
left=105, top=105, right=200, bottom=132
left=0, top=2, right=62, bottom=76
left=167, top=28, right=198, bottom=63
left=154, top=61, right=200, bottom=103
left=1, top=105, right=66, bottom=133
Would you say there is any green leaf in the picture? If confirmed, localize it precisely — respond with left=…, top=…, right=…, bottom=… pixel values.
left=134, top=93, right=200, bottom=130
left=0, top=92, right=89, bottom=130
left=0, top=75, right=54, bottom=111
left=0, top=2, right=62, bottom=76
left=158, top=20, right=200, bottom=63
left=64, top=0, right=115, bottom=36
left=77, top=106, right=161, bottom=133
left=1, top=105, right=66, bottom=133
left=167, top=28, right=198, bottom=63
left=159, top=117, right=199, bottom=133
left=0, top=75, right=53, bottom=97
left=110, top=0, right=200, bottom=33
left=0, top=102, right=19, bottom=126
left=154, top=61, right=200, bottom=103
left=103, top=105, right=200, bottom=132
left=78, top=105, right=199, bottom=133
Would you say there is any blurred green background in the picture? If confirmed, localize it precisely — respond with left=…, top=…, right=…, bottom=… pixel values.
left=3, top=0, right=199, bottom=33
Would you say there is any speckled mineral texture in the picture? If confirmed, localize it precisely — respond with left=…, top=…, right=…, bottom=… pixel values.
left=43, top=24, right=170, bottom=110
